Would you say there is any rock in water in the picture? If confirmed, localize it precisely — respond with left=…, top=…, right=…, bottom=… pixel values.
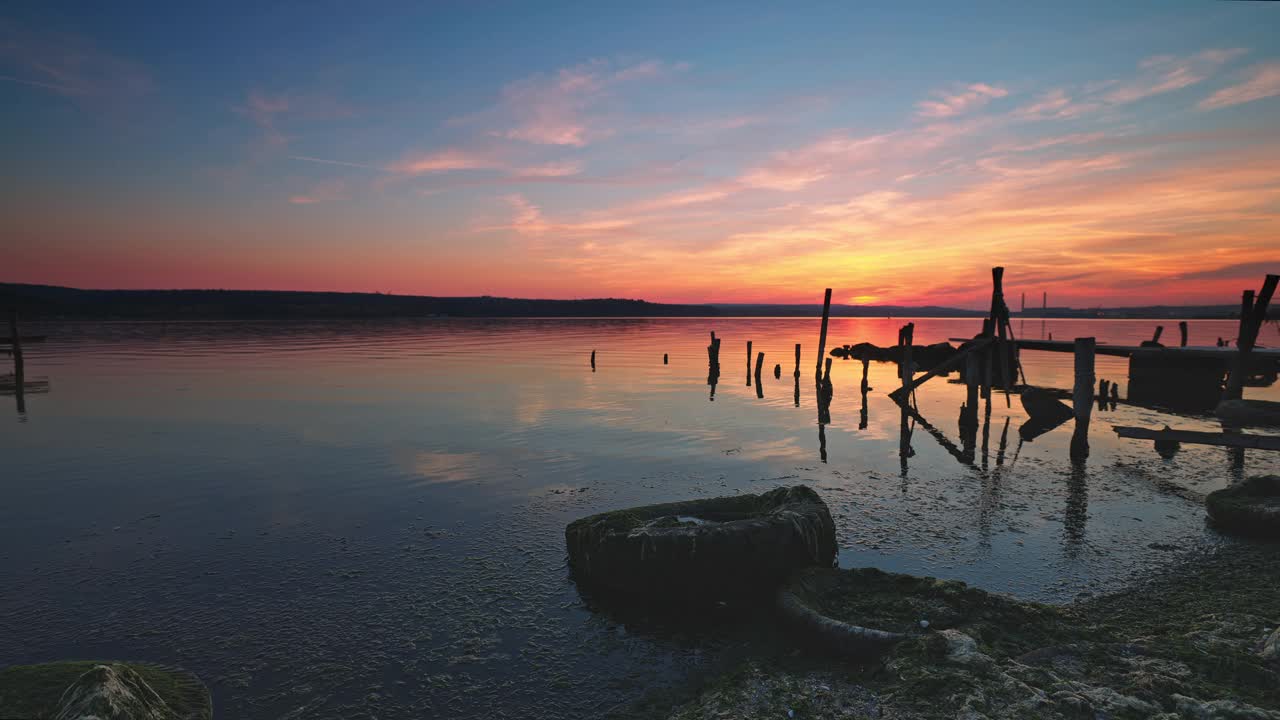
left=54, top=664, right=174, bottom=720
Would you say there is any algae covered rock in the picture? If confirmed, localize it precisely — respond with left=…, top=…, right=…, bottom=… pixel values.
left=1206, top=475, right=1280, bottom=538
left=565, top=485, right=836, bottom=600
left=0, top=661, right=210, bottom=720
left=54, top=664, right=174, bottom=720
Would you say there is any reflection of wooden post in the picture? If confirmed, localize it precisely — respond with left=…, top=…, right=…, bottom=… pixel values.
left=861, top=358, right=870, bottom=393
left=1071, top=337, right=1096, bottom=462
left=1178, top=321, right=1188, bottom=348
left=963, top=349, right=980, bottom=425
left=816, top=288, right=832, bottom=380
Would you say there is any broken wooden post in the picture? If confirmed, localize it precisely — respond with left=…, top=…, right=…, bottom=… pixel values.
left=1070, top=337, right=1096, bottom=462
left=1224, top=275, right=1278, bottom=402
left=899, top=324, right=914, bottom=400
left=890, top=336, right=992, bottom=402
left=1110, top=382, right=1119, bottom=405
left=1178, top=321, right=1188, bottom=348
left=746, top=340, right=753, bottom=386
left=1150, top=326, right=1164, bottom=345
left=1113, top=426, right=1280, bottom=452
left=816, top=288, right=832, bottom=380
left=861, top=358, right=870, bottom=393
left=981, top=318, right=994, bottom=400
left=754, top=351, right=765, bottom=398
left=991, top=267, right=1012, bottom=407
left=793, top=343, right=801, bottom=378
left=590, top=349, right=595, bottom=371
left=773, top=363, right=781, bottom=379
left=663, top=353, right=668, bottom=365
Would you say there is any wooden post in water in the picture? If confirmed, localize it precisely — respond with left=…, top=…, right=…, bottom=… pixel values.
left=746, top=340, right=753, bottom=386
left=899, top=323, right=914, bottom=398
left=1150, top=326, right=1164, bottom=345
left=590, top=349, right=596, bottom=371
left=793, top=343, right=801, bottom=378
left=9, top=310, right=23, bottom=414
left=1178, top=321, right=1188, bottom=348
left=663, top=353, right=668, bottom=365
left=990, top=267, right=1012, bottom=407
left=1224, top=277, right=1278, bottom=402
left=755, top=351, right=765, bottom=381
left=773, top=363, right=781, bottom=379
left=816, top=288, right=832, bottom=380
left=980, top=317, right=993, bottom=400
left=1071, top=337, right=1096, bottom=462
left=861, top=358, right=870, bottom=394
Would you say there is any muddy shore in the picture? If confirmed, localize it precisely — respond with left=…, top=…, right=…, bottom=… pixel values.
left=630, top=537, right=1280, bottom=719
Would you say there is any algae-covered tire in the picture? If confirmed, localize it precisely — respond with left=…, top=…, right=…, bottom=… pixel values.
left=565, top=486, right=836, bottom=600
left=1206, top=475, right=1280, bottom=538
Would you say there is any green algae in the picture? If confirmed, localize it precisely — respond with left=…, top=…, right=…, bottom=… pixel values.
left=0, top=661, right=212, bottom=720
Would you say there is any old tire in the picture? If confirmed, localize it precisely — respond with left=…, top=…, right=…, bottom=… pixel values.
left=1206, top=475, right=1280, bottom=538
left=565, top=485, right=836, bottom=600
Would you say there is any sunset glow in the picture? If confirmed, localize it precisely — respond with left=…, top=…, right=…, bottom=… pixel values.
left=3, top=3, right=1279, bottom=307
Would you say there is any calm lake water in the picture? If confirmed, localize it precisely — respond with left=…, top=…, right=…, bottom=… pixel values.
left=2, top=318, right=1277, bottom=718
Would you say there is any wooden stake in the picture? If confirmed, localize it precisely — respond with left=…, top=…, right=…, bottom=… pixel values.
left=1070, top=337, right=1096, bottom=462
left=793, top=343, right=801, bottom=378
left=773, top=363, right=781, bottom=379
left=590, top=349, right=595, bottom=370
left=1224, top=276, right=1278, bottom=401
left=900, top=323, right=914, bottom=397
left=746, top=340, right=753, bottom=386
left=1150, top=326, right=1164, bottom=344
left=816, top=288, right=832, bottom=380
left=1178, top=321, right=1188, bottom=348
left=663, top=353, right=668, bottom=365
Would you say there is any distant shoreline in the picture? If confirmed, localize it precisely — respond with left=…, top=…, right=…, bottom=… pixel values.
left=1, top=283, right=1263, bottom=321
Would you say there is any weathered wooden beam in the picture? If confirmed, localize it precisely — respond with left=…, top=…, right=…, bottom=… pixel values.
left=1178, top=321, right=1188, bottom=348
left=888, top=336, right=993, bottom=401
left=1071, top=337, right=1096, bottom=462
left=1112, top=425, right=1280, bottom=451
left=816, top=288, right=832, bottom=380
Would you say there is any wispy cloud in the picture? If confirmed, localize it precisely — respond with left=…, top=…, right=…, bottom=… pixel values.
left=916, top=83, right=1007, bottom=118
left=1103, top=48, right=1244, bottom=104
left=0, top=19, right=150, bottom=104
left=1199, top=61, right=1280, bottom=110
left=289, top=179, right=346, bottom=205
left=389, top=148, right=498, bottom=175
left=492, top=59, right=688, bottom=147
left=233, top=89, right=355, bottom=148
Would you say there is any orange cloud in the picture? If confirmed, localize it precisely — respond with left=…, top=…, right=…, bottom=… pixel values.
left=1200, top=62, right=1280, bottom=110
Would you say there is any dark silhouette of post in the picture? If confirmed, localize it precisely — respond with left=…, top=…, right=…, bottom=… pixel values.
left=590, top=350, right=596, bottom=371
left=793, top=343, right=801, bottom=378
left=1150, top=325, right=1164, bottom=345
left=1224, top=275, right=1277, bottom=402
left=980, top=318, right=993, bottom=400
left=1178, top=321, right=1188, bottom=348
left=773, top=363, right=781, bottom=379
left=707, top=332, right=721, bottom=401
left=1071, top=337, right=1096, bottom=462
left=816, top=288, right=832, bottom=380
left=8, top=310, right=24, bottom=414
left=663, top=353, right=668, bottom=365
left=961, top=349, right=980, bottom=430
left=754, top=351, right=765, bottom=399
left=990, top=267, right=1012, bottom=407
left=899, top=323, right=914, bottom=396
left=746, top=340, right=753, bottom=386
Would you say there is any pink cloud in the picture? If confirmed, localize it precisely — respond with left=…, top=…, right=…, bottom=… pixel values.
left=288, top=179, right=345, bottom=205
left=1200, top=62, right=1280, bottom=110
left=0, top=19, right=151, bottom=103
left=916, top=83, right=1008, bottom=118
left=390, top=149, right=497, bottom=175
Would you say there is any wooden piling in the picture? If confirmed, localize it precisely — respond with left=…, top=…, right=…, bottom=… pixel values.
left=793, top=343, right=801, bottom=378
left=816, top=288, right=832, bottom=380
left=899, top=323, right=914, bottom=397
left=861, top=358, right=870, bottom=394
left=1150, top=326, right=1164, bottom=345
left=1070, top=337, right=1096, bottom=462
left=1178, top=321, right=1188, bottom=348
left=981, top=318, right=993, bottom=400
left=746, top=340, right=753, bottom=386
left=963, top=348, right=980, bottom=427
left=590, top=349, right=596, bottom=370
left=991, top=267, right=1012, bottom=407
left=1225, top=275, right=1278, bottom=401
left=9, top=310, right=23, bottom=414
left=773, top=363, right=781, bottom=379
left=663, top=353, right=668, bottom=365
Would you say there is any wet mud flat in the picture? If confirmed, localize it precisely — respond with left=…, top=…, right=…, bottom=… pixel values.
left=644, top=538, right=1280, bottom=720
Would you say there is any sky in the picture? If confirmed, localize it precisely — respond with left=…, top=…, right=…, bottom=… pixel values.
left=2, top=1, right=1279, bottom=308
